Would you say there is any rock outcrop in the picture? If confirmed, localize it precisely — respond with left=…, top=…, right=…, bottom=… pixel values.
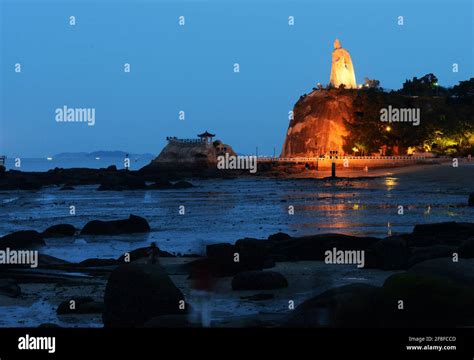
left=281, top=39, right=359, bottom=158
left=149, top=139, right=236, bottom=168
left=281, top=89, right=357, bottom=157
left=42, top=224, right=76, bottom=238
left=283, top=283, right=382, bottom=327
left=103, top=264, right=187, bottom=327
left=81, top=215, right=150, bottom=235
left=0, top=231, right=45, bottom=249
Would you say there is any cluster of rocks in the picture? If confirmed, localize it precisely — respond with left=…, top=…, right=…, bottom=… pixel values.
left=196, top=222, right=474, bottom=276
left=283, top=258, right=474, bottom=327
left=178, top=221, right=474, bottom=327
left=2, top=217, right=474, bottom=328
left=97, top=179, right=193, bottom=191
left=0, top=167, right=193, bottom=191
left=0, top=215, right=151, bottom=251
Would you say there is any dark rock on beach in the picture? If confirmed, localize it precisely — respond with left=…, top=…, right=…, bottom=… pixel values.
left=411, top=222, right=474, bottom=246
left=200, top=232, right=380, bottom=276
left=171, top=180, right=194, bottom=189
left=408, top=258, right=474, bottom=288
left=283, top=284, right=383, bottom=328
left=103, top=264, right=188, bottom=327
left=0, top=279, right=21, bottom=297
left=18, top=182, right=42, bottom=190
left=0, top=230, right=45, bottom=249
left=231, top=271, right=288, bottom=290
left=407, top=245, right=457, bottom=267
left=381, top=272, right=474, bottom=327
left=117, top=245, right=175, bottom=262
left=369, top=236, right=410, bottom=270
left=81, top=215, right=150, bottom=235
left=459, top=237, right=474, bottom=258
left=42, top=224, right=76, bottom=238
left=144, top=315, right=196, bottom=328
left=147, top=180, right=173, bottom=189
left=198, top=242, right=270, bottom=276
left=57, top=296, right=104, bottom=314
left=468, top=193, right=474, bottom=206
left=268, top=233, right=379, bottom=261
left=267, top=232, right=291, bottom=242
left=79, top=258, right=120, bottom=267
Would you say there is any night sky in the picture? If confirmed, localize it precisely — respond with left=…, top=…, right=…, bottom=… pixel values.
left=1, top=0, right=472, bottom=157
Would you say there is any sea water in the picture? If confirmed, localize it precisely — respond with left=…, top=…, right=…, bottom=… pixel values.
left=0, top=163, right=473, bottom=263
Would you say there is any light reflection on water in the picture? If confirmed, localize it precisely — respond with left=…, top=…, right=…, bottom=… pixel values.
left=0, top=164, right=473, bottom=261
left=384, top=177, right=398, bottom=189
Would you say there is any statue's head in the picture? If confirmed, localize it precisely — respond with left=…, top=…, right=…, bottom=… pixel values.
left=334, top=38, right=341, bottom=49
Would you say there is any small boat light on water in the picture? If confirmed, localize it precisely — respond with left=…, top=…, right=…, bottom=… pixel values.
left=95, top=157, right=100, bottom=160
left=46, top=157, right=53, bottom=161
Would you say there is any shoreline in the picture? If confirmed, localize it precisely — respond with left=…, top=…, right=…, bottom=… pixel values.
left=0, top=158, right=467, bottom=191
left=1, top=220, right=473, bottom=327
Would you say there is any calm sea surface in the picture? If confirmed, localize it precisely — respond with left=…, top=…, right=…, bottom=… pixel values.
left=1, top=160, right=473, bottom=263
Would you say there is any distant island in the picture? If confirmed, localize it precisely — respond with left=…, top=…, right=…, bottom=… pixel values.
left=54, top=151, right=155, bottom=159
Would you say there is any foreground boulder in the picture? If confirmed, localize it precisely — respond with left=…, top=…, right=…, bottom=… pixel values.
left=408, top=258, right=474, bottom=288
left=103, top=264, right=187, bottom=327
left=407, top=245, right=457, bottom=267
left=283, top=284, right=383, bottom=327
left=0, top=230, right=45, bottom=249
left=268, top=232, right=291, bottom=242
left=57, top=297, right=104, bottom=314
left=144, top=315, right=196, bottom=328
left=196, top=242, right=271, bottom=277
left=79, top=258, right=120, bottom=267
left=0, top=279, right=21, bottom=297
left=81, top=215, right=150, bottom=235
left=117, top=246, right=174, bottom=263
left=369, top=236, right=410, bottom=270
left=411, top=222, right=474, bottom=246
left=268, top=233, right=379, bottom=261
left=459, top=238, right=474, bottom=258
left=381, top=272, right=474, bottom=327
left=42, top=224, right=76, bottom=238
left=231, top=271, right=288, bottom=290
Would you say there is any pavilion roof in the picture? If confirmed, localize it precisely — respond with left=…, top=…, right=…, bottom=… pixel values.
left=197, top=131, right=215, bottom=138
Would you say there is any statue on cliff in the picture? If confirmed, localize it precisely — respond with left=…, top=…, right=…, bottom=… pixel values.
left=329, top=39, right=357, bottom=89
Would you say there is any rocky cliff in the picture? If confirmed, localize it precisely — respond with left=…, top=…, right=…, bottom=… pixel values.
left=281, top=89, right=359, bottom=157
left=140, top=139, right=237, bottom=176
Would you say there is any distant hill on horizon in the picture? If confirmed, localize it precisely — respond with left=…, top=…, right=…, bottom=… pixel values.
left=54, top=151, right=155, bottom=159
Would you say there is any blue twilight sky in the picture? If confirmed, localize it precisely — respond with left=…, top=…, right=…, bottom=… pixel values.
left=0, top=0, right=472, bottom=158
